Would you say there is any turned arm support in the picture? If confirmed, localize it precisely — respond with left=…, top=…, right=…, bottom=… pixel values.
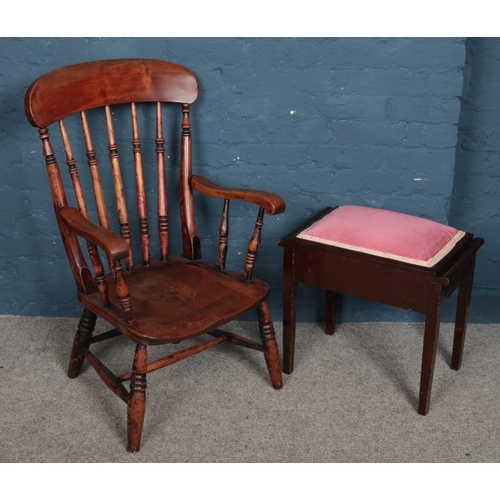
left=60, top=206, right=135, bottom=324
left=192, top=175, right=286, bottom=280
left=191, top=175, right=286, bottom=215
left=59, top=207, right=129, bottom=262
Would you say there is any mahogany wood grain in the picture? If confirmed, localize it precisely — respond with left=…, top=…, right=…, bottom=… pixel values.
left=59, top=207, right=129, bottom=261
left=25, top=59, right=199, bottom=127
left=280, top=207, right=484, bottom=415
left=79, top=256, right=270, bottom=345
left=192, top=175, right=286, bottom=215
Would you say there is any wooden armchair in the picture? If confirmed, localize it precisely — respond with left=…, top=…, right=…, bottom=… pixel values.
left=24, top=59, right=285, bottom=452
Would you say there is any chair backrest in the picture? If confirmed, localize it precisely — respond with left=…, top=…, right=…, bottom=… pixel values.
left=25, top=59, right=201, bottom=295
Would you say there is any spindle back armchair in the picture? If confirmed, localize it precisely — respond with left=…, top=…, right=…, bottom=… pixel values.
left=25, top=59, right=285, bottom=452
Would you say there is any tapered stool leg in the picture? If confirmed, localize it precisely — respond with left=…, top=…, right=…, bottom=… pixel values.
left=127, top=343, right=147, bottom=453
left=68, top=308, right=96, bottom=379
left=258, top=302, right=283, bottom=390
left=451, top=257, right=476, bottom=371
left=325, top=290, right=336, bottom=336
left=282, top=246, right=297, bottom=374
left=418, top=282, right=443, bottom=416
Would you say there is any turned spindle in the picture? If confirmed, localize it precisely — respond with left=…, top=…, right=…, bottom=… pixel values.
left=244, top=207, right=265, bottom=281
left=131, top=103, right=150, bottom=266
left=81, top=111, right=115, bottom=275
left=219, top=199, right=230, bottom=271
left=179, top=104, right=200, bottom=260
left=156, top=102, right=169, bottom=261
left=105, top=106, right=134, bottom=271
left=60, top=119, right=109, bottom=306
left=113, top=260, right=135, bottom=325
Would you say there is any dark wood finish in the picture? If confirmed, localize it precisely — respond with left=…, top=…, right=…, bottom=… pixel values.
left=119, top=336, right=226, bottom=381
left=39, top=127, right=95, bottom=294
left=68, top=308, right=96, bottom=378
left=59, top=207, right=129, bottom=262
left=418, top=281, right=442, bottom=415
left=192, top=175, right=286, bottom=215
left=325, top=290, right=336, bottom=336
left=127, top=344, right=147, bottom=452
left=90, top=329, right=122, bottom=344
left=219, top=199, right=229, bottom=271
left=451, top=257, right=476, bottom=370
left=83, top=349, right=130, bottom=403
left=282, top=243, right=297, bottom=374
left=244, top=207, right=265, bottom=281
left=131, top=103, right=151, bottom=266
left=25, top=59, right=199, bottom=128
left=180, top=104, right=200, bottom=261
left=208, top=329, right=264, bottom=352
left=105, top=105, right=134, bottom=271
left=279, top=207, right=484, bottom=415
left=257, top=301, right=283, bottom=390
left=25, top=59, right=286, bottom=452
left=80, top=256, right=271, bottom=345
left=156, top=102, right=169, bottom=262
left=60, top=119, right=110, bottom=306
left=81, top=110, right=115, bottom=275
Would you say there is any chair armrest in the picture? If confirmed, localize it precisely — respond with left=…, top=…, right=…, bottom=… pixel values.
left=59, top=207, right=129, bottom=261
left=191, top=175, right=286, bottom=215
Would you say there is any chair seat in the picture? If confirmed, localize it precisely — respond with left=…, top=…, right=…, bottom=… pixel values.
left=80, top=255, right=270, bottom=345
left=297, top=205, right=465, bottom=268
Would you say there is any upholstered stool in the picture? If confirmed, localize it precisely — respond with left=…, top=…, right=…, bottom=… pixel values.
left=279, top=206, right=483, bottom=415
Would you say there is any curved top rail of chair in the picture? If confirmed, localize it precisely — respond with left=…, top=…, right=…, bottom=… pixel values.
left=25, top=58, right=200, bottom=127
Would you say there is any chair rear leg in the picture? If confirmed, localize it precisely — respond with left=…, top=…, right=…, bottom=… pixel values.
left=418, top=282, right=443, bottom=415
left=127, top=343, right=147, bottom=453
left=451, top=257, right=476, bottom=371
left=258, top=302, right=283, bottom=390
left=68, top=308, right=97, bottom=379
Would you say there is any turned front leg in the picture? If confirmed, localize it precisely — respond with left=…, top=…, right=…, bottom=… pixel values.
left=258, top=302, right=283, bottom=390
left=127, top=343, right=147, bottom=452
left=68, top=308, right=96, bottom=379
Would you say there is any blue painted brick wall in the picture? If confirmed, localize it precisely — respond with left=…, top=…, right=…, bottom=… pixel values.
left=450, top=38, right=500, bottom=321
left=0, top=37, right=475, bottom=321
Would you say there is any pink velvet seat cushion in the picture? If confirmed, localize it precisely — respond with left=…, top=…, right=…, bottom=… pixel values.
left=297, top=206, right=465, bottom=267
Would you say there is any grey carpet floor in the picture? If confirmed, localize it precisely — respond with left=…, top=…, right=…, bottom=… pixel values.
left=0, top=315, right=499, bottom=463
